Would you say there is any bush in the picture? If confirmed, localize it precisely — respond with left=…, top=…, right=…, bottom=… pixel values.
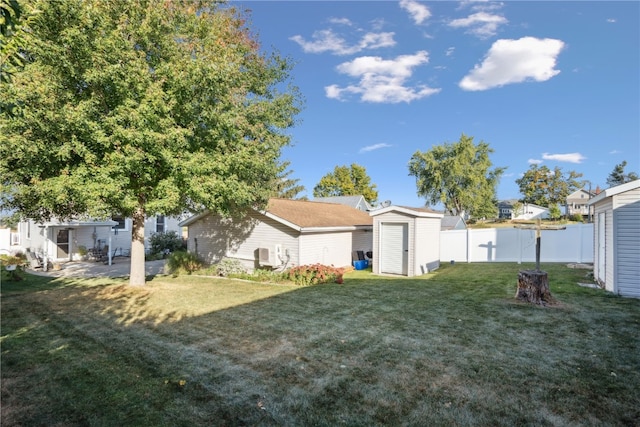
left=286, top=264, right=344, bottom=286
left=149, top=231, right=184, bottom=256
left=215, top=258, right=247, bottom=277
left=1, top=253, right=27, bottom=281
left=166, top=251, right=203, bottom=276
left=570, top=214, right=584, bottom=223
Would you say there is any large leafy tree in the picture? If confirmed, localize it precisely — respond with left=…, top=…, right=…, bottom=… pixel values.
left=606, top=161, right=638, bottom=187
left=516, top=164, right=583, bottom=207
left=0, top=0, right=301, bottom=285
left=408, top=134, right=504, bottom=218
left=313, top=163, right=378, bottom=205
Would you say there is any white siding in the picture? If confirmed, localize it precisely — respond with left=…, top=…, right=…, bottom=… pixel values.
left=299, top=231, right=353, bottom=267
left=187, top=211, right=299, bottom=270
left=613, top=189, right=640, bottom=297
left=593, top=199, right=613, bottom=290
left=414, top=217, right=441, bottom=274
left=352, top=230, right=373, bottom=258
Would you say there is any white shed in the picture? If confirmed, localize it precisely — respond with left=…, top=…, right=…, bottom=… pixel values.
left=370, top=206, right=443, bottom=277
left=588, top=179, right=640, bottom=298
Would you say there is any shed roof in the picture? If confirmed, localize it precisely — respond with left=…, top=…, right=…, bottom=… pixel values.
left=369, top=205, right=443, bottom=218
left=588, top=179, right=640, bottom=205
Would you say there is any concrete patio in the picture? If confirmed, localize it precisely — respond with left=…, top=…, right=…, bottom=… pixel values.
left=28, top=258, right=167, bottom=278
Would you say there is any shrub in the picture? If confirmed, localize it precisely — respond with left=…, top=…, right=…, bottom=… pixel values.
left=149, top=231, right=185, bottom=256
left=286, top=264, right=344, bottom=286
left=1, top=253, right=27, bottom=281
left=570, top=214, right=584, bottom=223
left=215, top=258, right=247, bottom=277
left=166, top=251, right=203, bottom=276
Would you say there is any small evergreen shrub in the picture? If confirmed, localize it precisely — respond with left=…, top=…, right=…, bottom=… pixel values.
left=215, top=258, right=247, bottom=277
left=286, top=264, right=344, bottom=286
left=149, top=231, right=184, bottom=256
left=166, top=251, right=203, bottom=275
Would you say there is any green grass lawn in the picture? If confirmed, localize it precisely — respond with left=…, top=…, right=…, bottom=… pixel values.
left=2, top=263, right=639, bottom=426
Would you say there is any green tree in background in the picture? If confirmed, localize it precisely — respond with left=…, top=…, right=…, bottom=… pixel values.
left=548, top=204, right=562, bottom=221
left=272, top=160, right=306, bottom=200
left=606, top=161, right=638, bottom=187
left=516, top=164, right=583, bottom=207
left=313, top=164, right=378, bottom=205
left=0, top=0, right=301, bottom=285
left=408, top=134, right=505, bottom=219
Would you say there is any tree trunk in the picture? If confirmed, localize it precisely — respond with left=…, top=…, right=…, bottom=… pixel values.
left=515, top=270, right=553, bottom=305
left=129, top=208, right=146, bottom=286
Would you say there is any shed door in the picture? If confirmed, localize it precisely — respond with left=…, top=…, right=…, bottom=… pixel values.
left=381, top=223, right=408, bottom=275
left=597, top=212, right=605, bottom=283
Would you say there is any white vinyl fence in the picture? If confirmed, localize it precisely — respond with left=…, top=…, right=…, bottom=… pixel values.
left=440, top=224, right=593, bottom=264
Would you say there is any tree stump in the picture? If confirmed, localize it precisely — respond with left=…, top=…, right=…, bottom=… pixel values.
left=515, top=270, right=553, bottom=305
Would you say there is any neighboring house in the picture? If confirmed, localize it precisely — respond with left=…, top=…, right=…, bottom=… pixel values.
left=566, top=188, right=595, bottom=219
left=313, top=195, right=372, bottom=212
left=441, top=215, right=466, bottom=231
left=179, top=198, right=373, bottom=270
left=17, top=215, right=184, bottom=266
left=588, top=179, right=640, bottom=298
left=513, top=203, right=550, bottom=221
left=370, top=206, right=443, bottom=277
left=497, top=200, right=517, bottom=219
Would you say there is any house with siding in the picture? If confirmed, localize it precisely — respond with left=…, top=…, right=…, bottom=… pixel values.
left=179, top=198, right=373, bottom=270
left=16, top=215, right=183, bottom=266
left=588, top=179, right=640, bottom=298
left=370, top=206, right=443, bottom=277
left=566, top=188, right=595, bottom=219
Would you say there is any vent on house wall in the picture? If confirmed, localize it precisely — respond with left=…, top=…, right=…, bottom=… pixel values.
left=259, top=247, right=271, bottom=265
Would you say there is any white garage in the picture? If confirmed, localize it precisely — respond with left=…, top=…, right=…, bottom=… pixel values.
left=371, top=206, right=443, bottom=277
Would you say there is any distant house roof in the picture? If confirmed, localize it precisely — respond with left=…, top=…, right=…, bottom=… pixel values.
left=180, top=198, right=373, bottom=232
left=312, top=195, right=371, bottom=211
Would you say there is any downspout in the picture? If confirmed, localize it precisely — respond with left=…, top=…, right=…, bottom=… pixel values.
left=108, top=226, right=113, bottom=265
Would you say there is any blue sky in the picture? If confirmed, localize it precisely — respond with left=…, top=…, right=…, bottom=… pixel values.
left=236, top=1, right=639, bottom=207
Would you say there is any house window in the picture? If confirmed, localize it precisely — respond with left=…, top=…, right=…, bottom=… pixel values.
left=112, top=216, right=128, bottom=231
left=156, top=215, right=165, bottom=233
left=26, top=221, right=31, bottom=239
left=11, top=232, right=20, bottom=245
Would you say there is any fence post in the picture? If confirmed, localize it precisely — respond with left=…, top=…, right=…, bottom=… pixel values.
left=466, top=228, right=471, bottom=263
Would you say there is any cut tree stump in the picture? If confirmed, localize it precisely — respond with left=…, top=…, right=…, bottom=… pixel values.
left=515, top=270, right=553, bottom=305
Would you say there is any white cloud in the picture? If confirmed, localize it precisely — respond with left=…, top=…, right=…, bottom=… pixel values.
left=290, top=29, right=396, bottom=55
left=609, top=149, right=621, bottom=154
left=542, top=152, right=586, bottom=164
left=360, top=143, right=393, bottom=153
left=399, top=0, right=431, bottom=25
left=326, top=51, right=441, bottom=104
left=329, top=17, right=353, bottom=26
left=528, top=158, right=543, bottom=165
left=445, top=47, right=455, bottom=57
left=459, top=37, right=565, bottom=91
left=448, top=12, right=508, bottom=38
left=606, top=18, right=616, bottom=23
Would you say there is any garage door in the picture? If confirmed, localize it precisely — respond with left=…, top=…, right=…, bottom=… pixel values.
left=381, top=223, right=408, bottom=275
